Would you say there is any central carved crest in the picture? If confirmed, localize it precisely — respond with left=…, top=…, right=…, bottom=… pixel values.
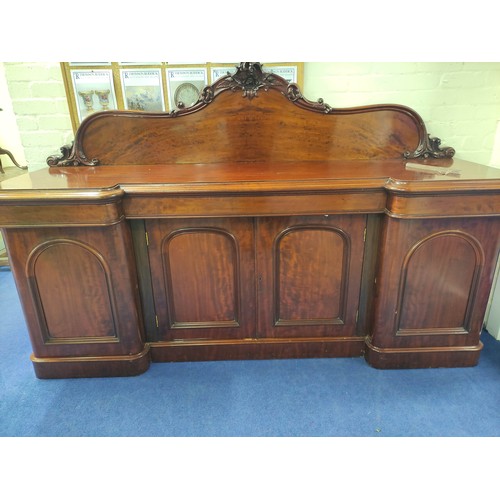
left=225, top=62, right=278, bottom=99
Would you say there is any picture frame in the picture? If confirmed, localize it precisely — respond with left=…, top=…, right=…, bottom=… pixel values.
left=69, top=69, right=117, bottom=123
left=166, top=67, right=208, bottom=109
left=120, top=68, right=165, bottom=112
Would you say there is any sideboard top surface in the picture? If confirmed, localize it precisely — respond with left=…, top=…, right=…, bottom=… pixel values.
left=2, top=158, right=500, bottom=196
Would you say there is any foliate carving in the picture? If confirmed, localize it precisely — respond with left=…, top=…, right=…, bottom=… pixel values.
left=211, top=63, right=336, bottom=113
left=47, top=143, right=99, bottom=167
left=404, top=134, right=455, bottom=159
left=218, top=62, right=280, bottom=100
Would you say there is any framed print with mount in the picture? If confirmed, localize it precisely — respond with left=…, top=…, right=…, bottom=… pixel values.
left=61, top=62, right=304, bottom=132
left=68, top=68, right=117, bottom=123
left=120, top=68, right=165, bottom=112
left=166, top=67, right=208, bottom=109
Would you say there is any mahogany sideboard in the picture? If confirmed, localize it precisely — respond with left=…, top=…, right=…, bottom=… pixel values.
left=2, top=62, right=500, bottom=378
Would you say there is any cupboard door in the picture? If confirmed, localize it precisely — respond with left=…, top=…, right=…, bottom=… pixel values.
left=256, top=215, right=366, bottom=338
left=3, top=223, right=145, bottom=359
left=147, top=218, right=256, bottom=340
left=370, top=217, right=500, bottom=350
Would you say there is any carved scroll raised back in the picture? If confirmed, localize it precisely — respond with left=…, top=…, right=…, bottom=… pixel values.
left=47, top=143, right=99, bottom=167
left=48, top=62, right=454, bottom=167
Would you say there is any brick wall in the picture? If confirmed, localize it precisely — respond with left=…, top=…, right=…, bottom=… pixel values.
left=4, top=62, right=73, bottom=170
left=3, top=62, right=500, bottom=169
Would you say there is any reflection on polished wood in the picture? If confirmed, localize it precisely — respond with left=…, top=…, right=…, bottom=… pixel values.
left=1, top=62, right=500, bottom=378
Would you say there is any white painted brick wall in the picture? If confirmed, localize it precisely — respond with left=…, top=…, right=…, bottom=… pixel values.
left=3, top=62, right=500, bottom=169
left=4, top=62, right=73, bottom=170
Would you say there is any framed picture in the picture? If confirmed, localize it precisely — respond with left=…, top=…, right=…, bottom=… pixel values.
left=166, top=67, right=208, bottom=109
left=70, top=69, right=117, bottom=122
left=120, top=68, right=165, bottom=112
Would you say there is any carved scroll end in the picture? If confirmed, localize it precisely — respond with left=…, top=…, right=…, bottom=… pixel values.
left=317, top=97, right=333, bottom=114
left=47, top=143, right=100, bottom=167
left=286, top=83, right=334, bottom=114
left=404, top=134, right=456, bottom=160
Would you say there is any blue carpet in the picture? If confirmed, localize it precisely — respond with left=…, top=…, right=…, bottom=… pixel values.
left=1, top=267, right=500, bottom=437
